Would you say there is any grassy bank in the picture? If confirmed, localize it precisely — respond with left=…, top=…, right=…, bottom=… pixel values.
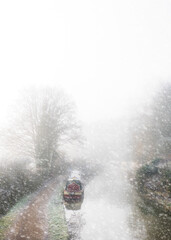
left=47, top=187, right=69, bottom=240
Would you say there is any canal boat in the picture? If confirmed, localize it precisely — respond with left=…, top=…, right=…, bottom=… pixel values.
left=63, top=177, right=84, bottom=203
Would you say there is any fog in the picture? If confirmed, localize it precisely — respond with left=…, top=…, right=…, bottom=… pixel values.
left=1, top=1, right=171, bottom=123
left=0, top=1, right=171, bottom=240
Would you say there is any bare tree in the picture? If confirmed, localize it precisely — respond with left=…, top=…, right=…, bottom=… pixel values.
left=1, top=86, right=81, bottom=173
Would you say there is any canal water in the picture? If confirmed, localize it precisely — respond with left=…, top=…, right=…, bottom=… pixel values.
left=65, top=168, right=171, bottom=240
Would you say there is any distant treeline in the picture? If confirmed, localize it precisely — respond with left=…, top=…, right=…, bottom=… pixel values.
left=130, top=81, right=171, bottom=165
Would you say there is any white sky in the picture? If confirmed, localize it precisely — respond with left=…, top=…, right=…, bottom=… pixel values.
left=0, top=0, right=171, bottom=122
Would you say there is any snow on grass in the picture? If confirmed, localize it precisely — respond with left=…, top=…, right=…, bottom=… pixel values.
left=48, top=187, right=69, bottom=240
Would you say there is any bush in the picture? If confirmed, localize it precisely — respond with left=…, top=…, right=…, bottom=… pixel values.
left=0, top=160, right=46, bottom=215
left=136, top=161, right=158, bottom=193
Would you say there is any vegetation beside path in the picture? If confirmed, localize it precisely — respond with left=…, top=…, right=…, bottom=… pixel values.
left=135, top=159, right=171, bottom=217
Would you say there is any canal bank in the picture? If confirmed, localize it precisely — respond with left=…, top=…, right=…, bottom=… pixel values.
left=131, top=193, right=171, bottom=240
left=133, top=159, right=171, bottom=239
left=135, top=159, right=171, bottom=216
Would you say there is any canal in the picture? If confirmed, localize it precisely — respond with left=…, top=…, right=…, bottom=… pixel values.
left=65, top=167, right=171, bottom=240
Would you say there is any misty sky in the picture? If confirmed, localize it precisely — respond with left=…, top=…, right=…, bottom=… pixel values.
left=0, top=0, right=171, bottom=122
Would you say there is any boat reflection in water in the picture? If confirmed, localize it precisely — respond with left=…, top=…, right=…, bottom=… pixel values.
left=64, top=201, right=83, bottom=210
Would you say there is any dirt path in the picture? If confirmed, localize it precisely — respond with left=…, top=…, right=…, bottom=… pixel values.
left=4, top=180, right=58, bottom=240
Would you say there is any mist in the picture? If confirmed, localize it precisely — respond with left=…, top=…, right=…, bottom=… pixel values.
left=0, top=1, right=171, bottom=240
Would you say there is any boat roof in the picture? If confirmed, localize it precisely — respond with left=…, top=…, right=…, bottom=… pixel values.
left=68, top=177, right=81, bottom=181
